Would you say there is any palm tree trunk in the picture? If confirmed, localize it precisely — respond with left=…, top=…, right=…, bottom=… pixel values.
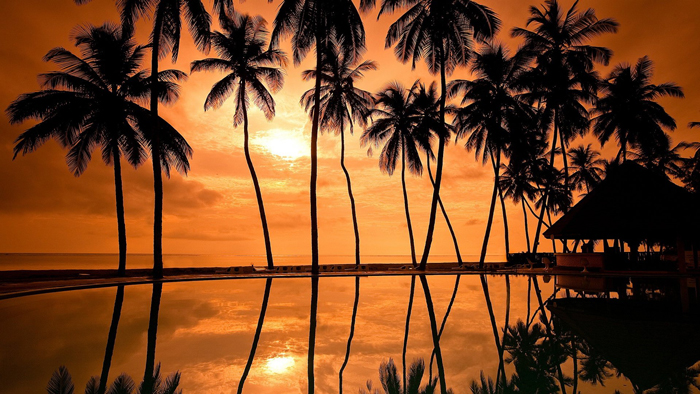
left=142, top=282, right=162, bottom=394
left=402, top=275, right=416, bottom=394
left=339, top=276, right=360, bottom=394
left=490, top=153, right=510, bottom=257
left=478, top=151, right=501, bottom=269
left=308, top=276, right=319, bottom=394
left=241, top=83, right=274, bottom=268
left=150, top=11, right=165, bottom=280
left=309, top=19, right=324, bottom=275
left=401, top=147, right=418, bottom=267
left=98, top=285, right=124, bottom=394
left=547, top=208, right=557, bottom=253
left=418, top=50, right=447, bottom=270
left=427, top=158, right=462, bottom=265
left=238, top=278, right=273, bottom=394
left=496, top=275, right=511, bottom=387
left=522, top=200, right=531, bottom=253
left=559, top=131, right=570, bottom=201
left=112, top=146, right=127, bottom=276
left=340, top=127, right=361, bottom=266
left=532, top=277, right=567, bottom=394
left=533, top=113, right=558, bottom=254
left=419, top=275, right=447, bottom=394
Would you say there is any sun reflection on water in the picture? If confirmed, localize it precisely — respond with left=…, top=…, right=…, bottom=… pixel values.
left=264, top=355, right=295, bottom=374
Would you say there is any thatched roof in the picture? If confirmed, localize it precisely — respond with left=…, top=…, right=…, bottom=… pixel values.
left=544, top=162, right=700, bottom=241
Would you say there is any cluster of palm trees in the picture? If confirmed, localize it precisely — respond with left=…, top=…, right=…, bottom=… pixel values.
left=8, top=0, right=700, bottom=275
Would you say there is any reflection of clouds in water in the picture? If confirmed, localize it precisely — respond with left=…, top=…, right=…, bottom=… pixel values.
left=0, top=275, right=637, bottom=394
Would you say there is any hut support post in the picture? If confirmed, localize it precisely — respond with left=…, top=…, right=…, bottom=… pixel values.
left=677, top=237, right=687, bottom=274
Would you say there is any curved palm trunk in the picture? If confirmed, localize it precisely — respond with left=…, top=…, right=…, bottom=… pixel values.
left=112, top=147, right=127, bottom=276
left=478, top=151, right=501, bottom=269
left=141, top=282, right=162, bottom=394
left=533, top=113, right=558, bottom=254
left=241, top=85, right=274, bottom=268
left=427, top=158, right=462, bottom=265
left=150, top=12, right=164, bottom=279
left=339, top=276, right=360, bottom=394
left=309, top=21, right=324, bottom=275
left=98, top=285, right=124, bottom=394
left=532, top=277, right=567, bottom=394
left=308, top=276, right=319, bottom=394
left=559, top=131, right=570, bottom=200
left=238, top=277, right=273, bottom=393
left=496, top=275, right=510, bottom=387
left=340, top=127, right=361, bottom=266
left=419, top=275, right=447, bottom=394
left=429, top=275, right=460, bottom=376
left=402, top=275, right=416, bottom=394
left=522, top=200, right=531, bottom=253
left=490, top=152, right=510, bottom=258
left=418, top=52, right=448, bottom=271
left=401, top=147, right=418, bottom=267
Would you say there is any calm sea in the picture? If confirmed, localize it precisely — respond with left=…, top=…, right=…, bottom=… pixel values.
left=0, top=253, right=506, bottom=271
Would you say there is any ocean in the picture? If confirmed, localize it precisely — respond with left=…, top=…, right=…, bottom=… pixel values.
left=0, top=253, right=505, bottom=271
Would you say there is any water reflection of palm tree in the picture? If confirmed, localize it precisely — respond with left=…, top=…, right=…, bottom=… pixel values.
left=237, top=278, right=273, bottom=394
left=418, top=275, right=447, bottom=394
left=339, top=276, right=361, bottom=394
left=308, top=276, right=319, bottom=394
left=141, top=283, right=163, bottom=394
left=402, top=275, right=417, bottom=394
left=98, top=285, right=125, bottom=394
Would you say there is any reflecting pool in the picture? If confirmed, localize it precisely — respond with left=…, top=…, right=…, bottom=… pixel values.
left=1, top=274, right=699, bottom=393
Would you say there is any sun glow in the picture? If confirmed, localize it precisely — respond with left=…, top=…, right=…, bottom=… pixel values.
left=265, top=355, right=295, bottom=374
left=255, top=129, right=308, bottom=160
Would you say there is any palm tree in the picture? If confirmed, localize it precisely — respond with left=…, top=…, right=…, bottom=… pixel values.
left=568, top=144, right=604, bottom=194
left=451, top=43, right=533, bottom=269
left=191, top=12, right=286, bottom=269
left=513, top=0, right=618, bottom=252
left=237, top=278, right=273, bottom=394
left=593, top=56, right=684, bottom=163
left=77, top=0, right=212, bottom=279
left=301, top=42, right=375, bottom=267
left=47, top=365, right=181, bottom=394
left=378, top=0, right=500, bottom=270
left=500, top=160, right=538, bottom=253
left=7, top=23, right=188, bottom=277
left=361, top=82, right=432, bottom=267
left=271, top=0, right=372, bottom=274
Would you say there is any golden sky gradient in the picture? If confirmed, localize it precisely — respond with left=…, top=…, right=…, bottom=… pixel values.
left=1, top=0, right=699, bottom=259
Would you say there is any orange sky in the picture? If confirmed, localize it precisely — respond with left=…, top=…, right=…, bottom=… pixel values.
left=1, top=0, right=699, bottom=259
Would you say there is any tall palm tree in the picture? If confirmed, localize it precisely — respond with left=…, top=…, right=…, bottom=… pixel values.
left=191, top=12, right=286, bottom=269
left=513, top=0, right=617, bottom=252
left=270, top=0, right=372, bottom=274
left=451, top=43, right=533, bottom=268
left=301, top=42, right=375, bottom=267
left=77, top=0, right=212, bottom=279
left=568, top=143, right=604, bottom=194
left=593, top=56, right=684, bottom=163
left=377, top=0, right=500, bottom=270
left=500, top=160, right=538, bottom=253
left=7, top=23, right=189, bottom=277
left=361, top=82, right=432, bottom=267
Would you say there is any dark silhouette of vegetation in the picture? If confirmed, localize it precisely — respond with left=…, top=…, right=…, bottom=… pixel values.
left=308, top=275, right=319, bottom=394
left=377, top=0, right=500, bottom=270
left=237, top=278, right=273, bottom=393
left=98, top=285, right=125, bottom=394
left=191, top=12, right=287, bottom=269
left=360, top=358, right=439, bottom=394
left=339, top=276, right=361, bottom=394
left=301, top=42, right=375, bottom=267
left=47, top=365, right=181, bottom=394
left=7, top=23, right=190, bottom=277
left=141, top=283, right=163, bottom=394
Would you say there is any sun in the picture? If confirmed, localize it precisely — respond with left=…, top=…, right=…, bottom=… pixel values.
left=264, top=355, right=295, bottom=374
left=255, top=129, right=308, bottom=160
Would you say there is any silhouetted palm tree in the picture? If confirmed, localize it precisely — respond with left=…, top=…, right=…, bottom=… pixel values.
left=500, top=160, right=538, bottom=253
left=7, top=23, right=188, bottom=277
left=593, top=56, right=684, bottom=163
left=378, top=0, right=500, bottom=270
left=513, top=0, right=617, bottom=252
left=301, top=42, right=375, bottom=266
left=361, top=82, right=432, bottom=267
left=271, top=0, right=372, bottom=274
left=339, top=276, right=361, bottom=394
left=451, top=43, right=532, bottom=268
left=48, top=365, right=180, bottom=394
left=677, top=124, right=700, bottom=193
left=237, top=277, right=273, bottom=394
left=568, top=143, right=604, bottom=194
left=77, top=0, right=212, bottom=279
left=360, top=359, right=437, bottom=394
left=191, top=12, right=286, bottom=269
left=98, top=285, right=125, bottom=394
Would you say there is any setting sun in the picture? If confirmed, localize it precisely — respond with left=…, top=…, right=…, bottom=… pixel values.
left=255, top=129, right=308, bottom=160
